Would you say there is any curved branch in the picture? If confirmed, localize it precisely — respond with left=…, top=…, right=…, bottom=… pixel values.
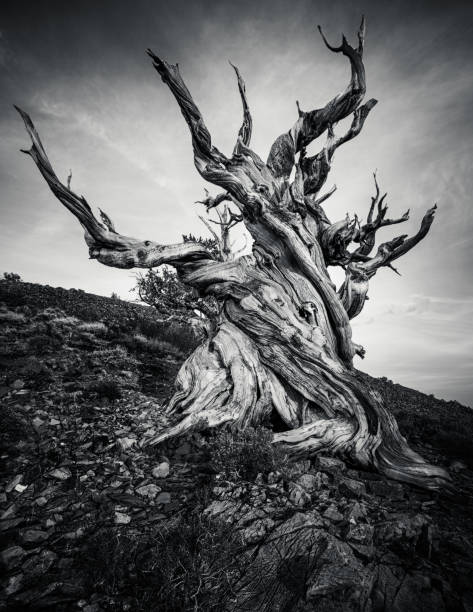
left=16, top=106, right=214, bottom=270
left=301, top=99, right=377, bottom=196
left=230, top=62, right=252, bottom=154
left=147, top=51, right=258, bottom=209
left=340, top=205, right=437, bottom=318
left=267, top=17, right=368, bottom=179
left=352, top=173, right=410, bottom=257
left=196, top=188, right=231, bottom=211
left=363, top=204, right=437, bottom=274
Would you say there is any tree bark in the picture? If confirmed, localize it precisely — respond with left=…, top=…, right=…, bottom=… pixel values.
left=16, top=18, right=450, bottom=490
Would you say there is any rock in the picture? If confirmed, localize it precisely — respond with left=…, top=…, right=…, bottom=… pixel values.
left=136, top=483, right=161, bottom=499
left=22, top=549, right=57, bottom=577
left=267, top=471, right=283, bottom=485
left=286, top=460, right=312, bottom=477
left=346, top=523, right=374, bottom=545
left=297, top=473, right=323, bottom=492
left=83, top=605, right=102, bottom=612
left=450, top=460, right=467, bottom=473
left=339, top=477, right=366, bottom=498
left=49, top=467, right=72, bottom=481
left=345, top=501, right=368, bottom=524
left=152, top=462, right=170, bottom=479
left=115, top=511, right=131, bottom=525
left=175, top=441, right=191, bottom=457
left=32, top=416, right=44, bottom=431
left=117, top=437, right=136, bottom=451
left=11, top=379, right=25, bottom=389
left=288, top=482, right=311, bottom=507
left=240, top=517, right=276, bottom=544
left=6, top=473, right=24, bottom=493
left=323, top=503, right=344, bottom=522
left=50, top=418, right=61, bottom=426
left=15, top=483, right=28, bottom=494
left=156, top=492, right=171, bottom=505
left=20, top=529, right=49, bottom=544
left=1, top=545, right=27, bottom=570
left=5, top=573, right=24, bottom=596
left=369, top=480, right=404, bottom=499
left=377, top=513, right=430, bottom=545
left=235, top=512, right=372, bottom=611
left=1, top=503, right=18, bottom=519
left=317, top=456, right=346, bottom=473
left=373, top=565, right=446, bottom=612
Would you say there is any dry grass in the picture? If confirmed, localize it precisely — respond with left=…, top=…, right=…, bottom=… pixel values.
left=0, top=310, right=25, bottom=323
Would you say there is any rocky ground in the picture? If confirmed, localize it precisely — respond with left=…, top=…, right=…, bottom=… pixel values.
left=1, top=280, right=472, bottom=611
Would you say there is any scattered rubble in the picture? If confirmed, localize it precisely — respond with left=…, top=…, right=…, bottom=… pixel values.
left=1, top=282, right=472, bottom=611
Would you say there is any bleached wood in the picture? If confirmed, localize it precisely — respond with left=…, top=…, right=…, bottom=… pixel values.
left=17, top=18, right=449, bottom=490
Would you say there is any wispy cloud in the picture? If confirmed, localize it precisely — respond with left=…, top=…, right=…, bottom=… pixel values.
left=1, top=0, right=472, bottom=405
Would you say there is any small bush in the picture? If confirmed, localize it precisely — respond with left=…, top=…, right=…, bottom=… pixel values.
left=80, top=514, right=248, bottom=611
left=78, top=321, right=108, bottom=334
left=0, top=406, right=31, bottom=456
left=91, top=378, right=122, bottom=401
left=136, top=317, right=198, bottom=354
left=52, top=315, right=79, bottom=326
left=90, top=346, right=138, bottom=371
left=0, top=310, right=25, bottom=323
left=28, top=333, right=62, bottom=354
left=3, top=272, right=22, bottom=283
left=209, top=426, right=287, bottom=481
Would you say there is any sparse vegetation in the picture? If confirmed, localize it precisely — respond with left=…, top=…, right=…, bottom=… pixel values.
left=3, top=272, right=22, bottom=283
left=89, top=377, right=123, bottom=402
left=1, top=278, right=472, bottom=611
left=209, top=426, right=288, bottom=481
left=80, top=514, right=248, bottom=611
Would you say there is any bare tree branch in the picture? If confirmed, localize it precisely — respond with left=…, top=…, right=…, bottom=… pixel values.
left=230, top=62, right=252, bottom=154
left=147, top=50, right=258, bottom=209
left=300, top=99, right=377, bottom=196
left=267, top=17, right=368, bottom=179
left=16, top=106, right=214, bottom=270
left=352, top=173, right=410, bottom=258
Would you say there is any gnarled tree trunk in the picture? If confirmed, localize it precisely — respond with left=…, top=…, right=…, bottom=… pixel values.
left=17, top=18, right=449, bottom=489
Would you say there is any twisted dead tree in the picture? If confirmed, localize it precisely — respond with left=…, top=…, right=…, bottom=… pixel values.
left=135, top=201, right=245, bottom=334
left=17, top=18, right=449, bottom=489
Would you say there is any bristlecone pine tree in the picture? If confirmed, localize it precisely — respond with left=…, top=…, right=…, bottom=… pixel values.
left=134, top=201, right=246, bottom=336
left=17, top=18, right=450, bottom=489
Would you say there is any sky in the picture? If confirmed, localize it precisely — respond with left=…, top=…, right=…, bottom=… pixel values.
left=1, top=0, right=472, bottom=405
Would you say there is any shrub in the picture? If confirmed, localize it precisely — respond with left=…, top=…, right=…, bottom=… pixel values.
left=89, top=346, right=139, bottom=371
left=90, top=377, right=122, bottom=402
left=209, top=426, right=287, bottom=481
left=78, top=321, right=108, bottom=334
left=52, top=315, right=79, bottom=326
left=3, top=272, right=22, bottom=282
left=80, top=514, right=248, bottom=611
left=136, top=317, right=198, bottom=354
left=0, top=310, right=25, bottom=323
left=28, top=333, right=62, bottom=354
left=0, top=406, right=31, bottom=456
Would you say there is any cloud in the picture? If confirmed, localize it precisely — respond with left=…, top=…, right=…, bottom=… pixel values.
left=1, top=0, right=472, bottom=405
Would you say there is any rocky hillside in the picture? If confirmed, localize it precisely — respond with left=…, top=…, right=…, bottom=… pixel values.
left=1, top=279, right=472, bottom=611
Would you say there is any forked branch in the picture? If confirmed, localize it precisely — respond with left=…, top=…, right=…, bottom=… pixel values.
left=147, top=51, right=256, bottom=208
left=352, top=173, right=410, bottom=257
left=339, top=204, right=437, bottom=319
left=267, top=17, right=368, bottom=179
left=231, top=62, right=252, bottom=153
left=301, top=98, right=377, bottom=196
left=362, top=204, right=437, bottom=275
left=16, top=106, right=214, bottom=270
